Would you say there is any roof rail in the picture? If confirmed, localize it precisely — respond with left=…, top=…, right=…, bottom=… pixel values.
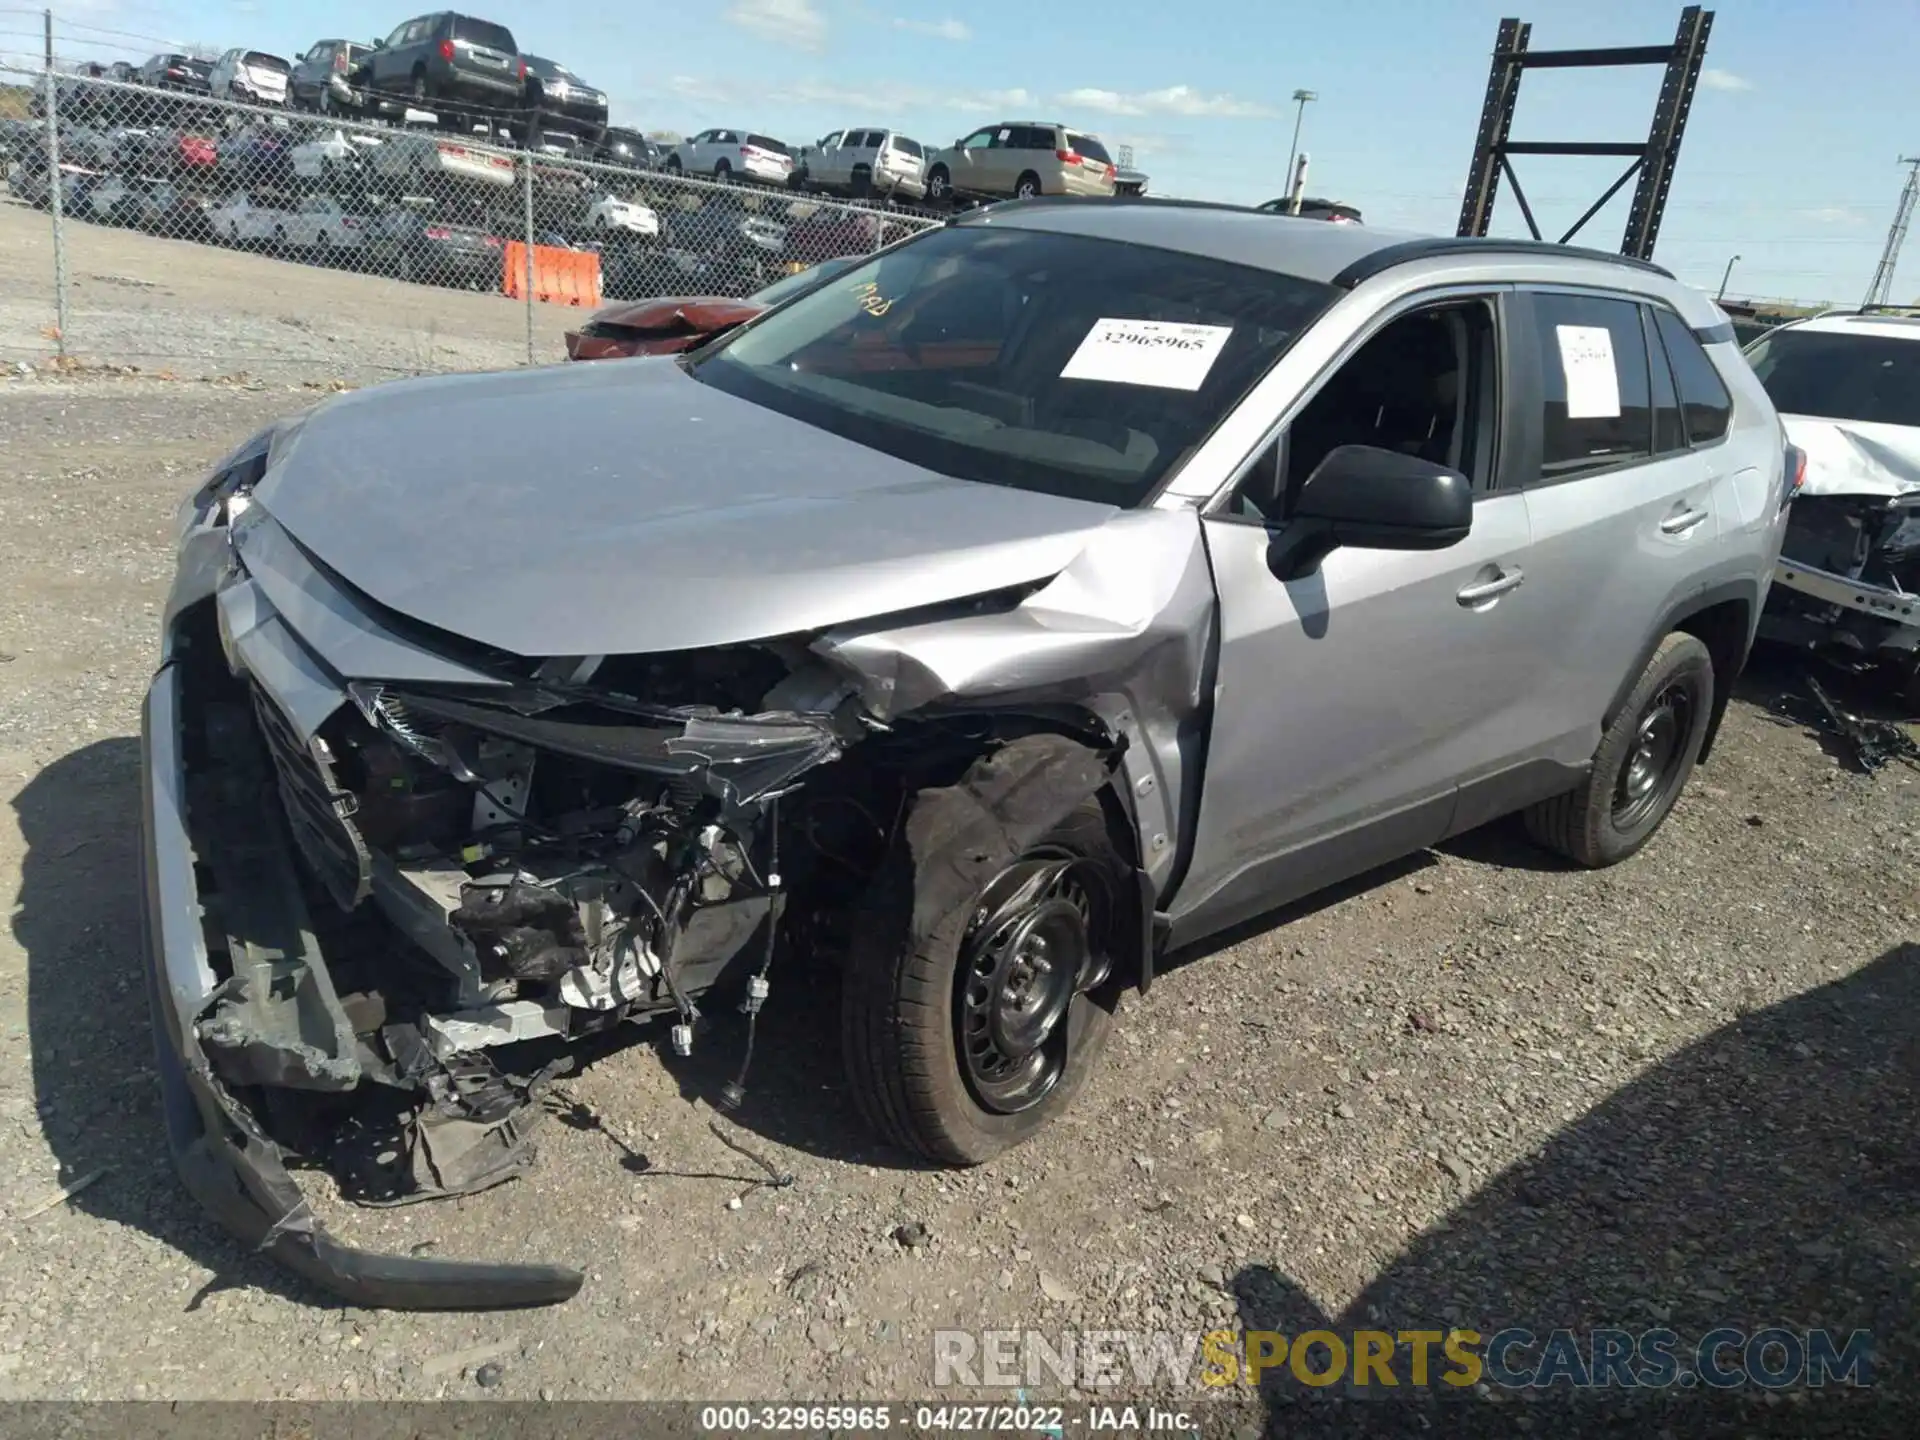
left=950, top=194, right=1257, bottom=224
left=1331, top=236, right=1675, bottom=289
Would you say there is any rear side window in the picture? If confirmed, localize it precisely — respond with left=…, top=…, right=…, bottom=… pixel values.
left=1068, top=133, right=1112, bottom=164
left=1653, top=309, right=1734, bottom=444
left=452, top=18, right=517, bottom=51
left=889, top=135, right=922, bottom=157
left=1644, top=308, right=1687, bottom=454
left=1527, top=292, right=1652, bottom=479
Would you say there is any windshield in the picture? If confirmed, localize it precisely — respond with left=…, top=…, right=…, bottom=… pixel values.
left=746, top=134, right=791, bottom=155
left=688, top=225, right=1335, bottom=503
left=1747, top=328, right=1920, bottom=429
left=749, top=256, right=860, bottom=307
left=244, top=53, right=290, bottom=73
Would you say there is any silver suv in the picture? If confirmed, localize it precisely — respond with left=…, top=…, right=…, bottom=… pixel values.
left=142, top=200, right=1787, bottom=1308
left=796, top=127, right=927, bottom=199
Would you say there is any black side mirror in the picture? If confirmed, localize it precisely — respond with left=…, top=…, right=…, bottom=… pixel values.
left=1269, top=443, right=1473, bottom=581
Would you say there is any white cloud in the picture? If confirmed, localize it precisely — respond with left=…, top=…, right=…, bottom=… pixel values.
left=1802, top=205, right=1868, bottom=226
left=1699, top=68, right=1752, bottom=92
left=725, top=0, right=828, bottom=51
left=1058, top=84, right=1278, bottom=119
left=893, top=16, right=970, bottom=41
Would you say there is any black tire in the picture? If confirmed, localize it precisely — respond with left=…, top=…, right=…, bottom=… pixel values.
left=1014, top=171, right=1042, bottom=199
left=714, top=158, right=732, bottom=181
left=926, top=164, right=950, bottom=202
left=842, top=745, right=1129, bottom=1165
left=410, top=70, right=429, bottom=110
left=850, top=165, right=872, bottom=198
left=1524, top=632, right=1714, bottom=867
left=664, top=154, right=682, bottom=173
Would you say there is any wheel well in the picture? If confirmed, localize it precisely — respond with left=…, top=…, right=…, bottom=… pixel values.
left=1672, top=598, right=1749, bottom=764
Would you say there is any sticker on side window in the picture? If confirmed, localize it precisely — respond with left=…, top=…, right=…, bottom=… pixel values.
left=1554, top=324, right=1621, bottom=419
left=1060, top=318, right=1233, bottom=391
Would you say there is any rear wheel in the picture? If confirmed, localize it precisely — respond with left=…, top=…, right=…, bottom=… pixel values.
left=842, top=742, right=1130, bottom=1164
left=1524, top=632, right=1714, bottom=867
left=926, top=164, right=950, bottom=201
left=1014, top=171, right=1042, bottom=199
left=714, top=158, right=732, bottom=181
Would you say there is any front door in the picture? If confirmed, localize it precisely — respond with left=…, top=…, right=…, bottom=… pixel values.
left=1174, top=295, right=1549, bottom=942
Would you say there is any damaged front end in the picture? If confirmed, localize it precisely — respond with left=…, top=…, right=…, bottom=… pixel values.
left=147, top=548, right=873, bottom=1306
left=140, top=398, right=1212, bottom=1309
left=1762, top=473, right=1920, bottom=703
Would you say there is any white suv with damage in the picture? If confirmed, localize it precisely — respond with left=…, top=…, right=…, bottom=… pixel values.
left=1747, top=308, right=1920, bottom=704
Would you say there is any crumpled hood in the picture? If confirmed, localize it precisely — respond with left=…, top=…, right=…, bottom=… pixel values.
left=252, top=357, right=1120, bottom=658
left=1783, top=414, right=1920, bottom=499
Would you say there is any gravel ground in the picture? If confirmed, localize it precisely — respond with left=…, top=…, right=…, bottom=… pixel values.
left=0, top=193, right=578, bottom=384
left=0, top=371, right=1915, bottom=1433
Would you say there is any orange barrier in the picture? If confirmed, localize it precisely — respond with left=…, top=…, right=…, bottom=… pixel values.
left=502, top=242, right=603, bottom=308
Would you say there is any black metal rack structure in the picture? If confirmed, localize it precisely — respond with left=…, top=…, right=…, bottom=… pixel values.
left=1456, top=6, right=1714, bottom=261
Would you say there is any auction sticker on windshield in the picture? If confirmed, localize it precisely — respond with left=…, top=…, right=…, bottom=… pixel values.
left=1061, top=318, right=1234, bottom=391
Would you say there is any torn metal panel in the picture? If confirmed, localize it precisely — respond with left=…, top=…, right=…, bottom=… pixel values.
left=1785, top=416, right=1920, bottom=499
left=228, top=508, right=516, bottom=689
left=141, top=664, right=582, bottom=1308
left=814, top=510, right=1217, bottom=893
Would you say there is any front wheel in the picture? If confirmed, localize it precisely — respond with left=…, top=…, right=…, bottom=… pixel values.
left=1524, top=631, right=1714, bottom=867
left=926, top=165, right=950, bottom=201
left=841, top=739, right=1130, bottom=1164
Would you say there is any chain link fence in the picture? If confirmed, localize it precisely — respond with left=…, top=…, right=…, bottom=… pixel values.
left=0, top=61, right=944, bottom=383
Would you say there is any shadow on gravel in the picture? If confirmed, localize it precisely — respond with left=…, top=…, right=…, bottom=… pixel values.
left=1230, top=941, right=1918, bottom=1437
left=12, top=738, right=308, bottom=1305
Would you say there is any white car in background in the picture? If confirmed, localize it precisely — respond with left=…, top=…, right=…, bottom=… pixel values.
left=291, top=126, right=384, bottom=181
left=208, top=190, right=293, bottom=247
left=282, top=194, right=371, bottom=253
left=209, top=49, right=291, bottom=107
left=1747, top=308, right=1920, bottom=701
left=585, top=193, right=659, bottom=238
left=667, top=128, right=793, bottom=185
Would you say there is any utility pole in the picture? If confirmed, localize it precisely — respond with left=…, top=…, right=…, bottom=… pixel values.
left=1864, top=157, right=1920, bottom=309
left=1284, top=89, right=1316, bottom=201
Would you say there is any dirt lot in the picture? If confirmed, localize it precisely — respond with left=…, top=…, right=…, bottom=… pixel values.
left=0, top=367, right=1915, bottom=1429
left=0, top=194, right=579, bottom=382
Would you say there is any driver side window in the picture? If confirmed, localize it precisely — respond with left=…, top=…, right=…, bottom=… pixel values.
left=960, top=129, right=995, bottom=150
left=1230, top=298, right=1498, bottom=524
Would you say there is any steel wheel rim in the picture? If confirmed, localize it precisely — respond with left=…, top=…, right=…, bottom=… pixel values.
left=1613, top=682, right=1691, bottom=827
left=957, top=853, right=1109, bottom=1115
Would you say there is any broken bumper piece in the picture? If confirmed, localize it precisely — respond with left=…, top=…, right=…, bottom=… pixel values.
left=140, top=660, right=584, bottom=1309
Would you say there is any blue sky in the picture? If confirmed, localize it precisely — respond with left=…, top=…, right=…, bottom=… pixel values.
left=11, top=0, right=1918, bottom=302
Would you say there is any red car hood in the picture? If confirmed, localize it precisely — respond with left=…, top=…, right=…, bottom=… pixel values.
left=564, top=295, right=766, bottom=361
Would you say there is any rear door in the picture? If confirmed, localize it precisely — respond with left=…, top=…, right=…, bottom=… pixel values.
left=1511, top=288, right=1723, bottom=768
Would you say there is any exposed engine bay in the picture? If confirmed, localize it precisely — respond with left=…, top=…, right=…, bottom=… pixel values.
left=180, top=601, right=1108, bottom=1212
left=1765, top=489, right=1920, bottom=703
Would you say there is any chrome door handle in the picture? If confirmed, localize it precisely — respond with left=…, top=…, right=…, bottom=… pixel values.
left=1456, top=567, right=1525, bottom=606
left=1660, top=507, right=1710, bottom=536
